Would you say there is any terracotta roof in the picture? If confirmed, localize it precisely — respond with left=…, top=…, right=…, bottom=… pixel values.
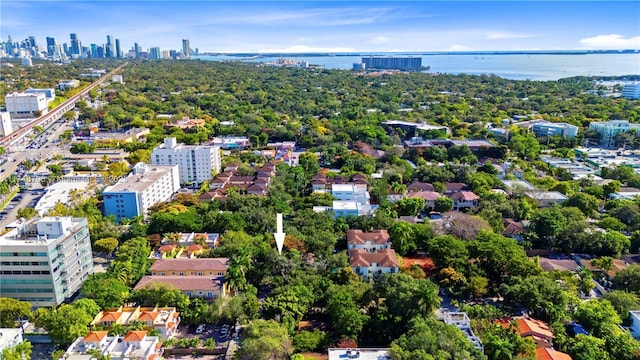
left=538, top=258, right=579, bottom=272
left=407, top=182, right=435, bottom=192
left=134, top=276, right=225, bottom=292
left=150, top=258, right=229, bottom=272
left=229, top=176, right=255, bottom=184
left=408, top=191, right=441, bottom=201
left=536, top=348, right=572, bottom=360
left=123, top=330, right=148, bottom=342
left=347, top=229, right=390, bottom=245
left=158, top=244, right=176, bottom=252
left=503, top=218, right=525, bottom=236
left=247, top=184, right=268, bottom=193
left=445, top=182, right=468, bottom=192
left=349, top=248, right=400, bottom=268
left=187, top=244, right=203, bottom=251
left=83, top=331, right=109, bottom=342
left=138, top=311, right=160, bottom=322
left=498, top=318, right=554, bottom=340
left=155, top=342, right=163, bottom=349
left=148, top=354, right=158, bottom=360
left=448, top=191, right=479, bottom=201
left=352, top=174, right=368, bottom=181
left=99, top=311, right=123, bottom=323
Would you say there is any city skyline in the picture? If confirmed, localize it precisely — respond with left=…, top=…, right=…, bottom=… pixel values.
left=2, top=1, right=640, bottom=53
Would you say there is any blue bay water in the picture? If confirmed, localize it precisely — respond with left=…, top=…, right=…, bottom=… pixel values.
left=193, top=53, right=640, bottom=81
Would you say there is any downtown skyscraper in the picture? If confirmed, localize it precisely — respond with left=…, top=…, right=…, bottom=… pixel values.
left=105, top=35, right=114, bottom=58
left=182, top=39, right=190, bottom=58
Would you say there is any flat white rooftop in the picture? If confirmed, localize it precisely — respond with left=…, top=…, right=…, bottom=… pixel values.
left=328, top=348, right=389, bottom=360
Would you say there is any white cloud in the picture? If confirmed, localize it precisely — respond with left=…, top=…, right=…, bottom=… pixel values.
left=446, top=44, right=472, bottom=51
left=217, top=7, right=396, bottom=27
left=257, top=45, right=356, bottom=53
left=579, top=34, right=640, bottom=49
left=369, top=36, right=390, bottom=44
left=486, top=31, right=539, bottom=40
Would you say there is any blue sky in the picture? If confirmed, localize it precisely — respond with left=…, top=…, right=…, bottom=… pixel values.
left=2, top=1, right=639, bottom=53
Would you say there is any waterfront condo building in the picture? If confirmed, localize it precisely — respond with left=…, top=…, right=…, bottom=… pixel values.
left=151, top=137, right=221, bottom=184
left=103, top=163, right=180, bottom=222
left=621, top=83, right=640, bottom=100
left=0, top=217, right=93, bottom=307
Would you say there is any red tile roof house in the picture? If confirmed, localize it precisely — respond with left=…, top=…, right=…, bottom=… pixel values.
left=496, top=317, right=555, bottom=349
left=349, top=248, right=400, bottom=278
left=346, top=229, right=392, bottom=252
left=447, top=191, right=480, bottom=211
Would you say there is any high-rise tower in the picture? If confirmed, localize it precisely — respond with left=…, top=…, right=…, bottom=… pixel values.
left=115, top=39, right=121, bottom=58
left=182, top=39, right=191, bottom=58
left=106, top=35, right=114, bottom=58
left=46, top=37, right=56, bottom=56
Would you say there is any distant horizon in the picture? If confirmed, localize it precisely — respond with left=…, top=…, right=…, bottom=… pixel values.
left=195, top=49, right=639, bottom=55
left=2, top=1, right=639, bottom=53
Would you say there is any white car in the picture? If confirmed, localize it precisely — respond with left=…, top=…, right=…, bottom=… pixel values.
left=220, top=324, right=230, bottom=335
left=196, top=324, right=205, bottom=334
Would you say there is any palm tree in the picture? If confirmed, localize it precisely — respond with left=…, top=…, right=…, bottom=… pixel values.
left=226, top=264, right=247, bottom=295
left=486, top=334, right=514, bottom=360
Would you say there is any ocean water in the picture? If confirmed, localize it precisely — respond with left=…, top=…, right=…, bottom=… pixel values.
left=193, top=53, right=640, bottom=81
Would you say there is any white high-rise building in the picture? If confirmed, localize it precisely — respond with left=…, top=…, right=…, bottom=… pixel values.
left=0, top=112, right=13, bottom=136
left=152, top=137, right=221, bottom=184
left=103, top=163, right=180, bottom=222
left=621, top=84, right=640, bottom=100
left=0, top=217, right=93, bottom=307
left=4, top=92, right=49, bottom=119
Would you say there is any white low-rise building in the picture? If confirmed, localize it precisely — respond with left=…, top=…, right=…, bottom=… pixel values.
left=0, top=328, right=23, bottom=355
left=57, top=79, right=80, bottom=90
left=4, top=92, right=48, bottom=119
left=61, top=330, right=163, bottom=360
left=349, top=248, right=399, bottom=278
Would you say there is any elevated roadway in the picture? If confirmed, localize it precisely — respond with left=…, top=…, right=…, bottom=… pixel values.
left=0, top=63, right=127, bottom=148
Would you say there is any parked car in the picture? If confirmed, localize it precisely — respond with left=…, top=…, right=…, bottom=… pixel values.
left=196, top=324, right=205, bottom=334
left=220, top=324, right=230, bottom=335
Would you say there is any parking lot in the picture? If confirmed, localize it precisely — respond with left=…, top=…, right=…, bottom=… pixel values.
left=177, top=323, right=235, bottom=347
left=0, top=189, right=42, bottom=227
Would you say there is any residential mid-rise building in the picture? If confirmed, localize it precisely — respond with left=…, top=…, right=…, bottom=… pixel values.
left=4, top=92, right=48, bottom=119
left=151, top=137, right=221, bottom=184
left=0, top=217, right=93, bottom=307
left=0, top=111, right=13, bottom=136
left=361, top=56, right=422, bottom=71
left=61, top=330, right=163, bottom=360
left=531, top=121, right=578, bottom=138
left=589, top=120, right=640, bottom=148
left=621, top=84, right=640, bottom=100
left=149, top=47, right=161, bottom=60
left=103, top=163, right=180, bottom=222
